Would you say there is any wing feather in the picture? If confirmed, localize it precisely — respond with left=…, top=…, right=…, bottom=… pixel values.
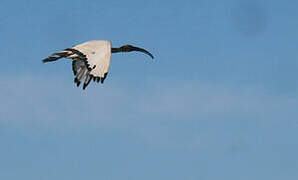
left=43, top=40, right=111, bottom=89
left=72, top=40, right=111, bottom=81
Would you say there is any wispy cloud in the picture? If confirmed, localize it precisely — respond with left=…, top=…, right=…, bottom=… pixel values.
left=134, top=80, right=298, bottom=119
left=1, top=74, right=297, bottom=124
left=1, top=74, right=297, bottom=149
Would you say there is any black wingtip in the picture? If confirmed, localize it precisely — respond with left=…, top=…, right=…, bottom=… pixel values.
left=82, top=75, right=92, bottom=90
left=83, top=83, right=89, bottom=90
left=74, top=78, right=81, bottom=87
left=101, top=72, right=108, bottom=83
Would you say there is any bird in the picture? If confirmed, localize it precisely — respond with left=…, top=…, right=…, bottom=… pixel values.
left=42, top=40, right=154, bottom=90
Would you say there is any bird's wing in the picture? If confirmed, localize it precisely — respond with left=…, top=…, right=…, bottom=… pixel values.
left=72, top=40, right=111, bottom=83
left=43, top=40, right=112, bottom=89
left=72, top=59, right=89, bottom=87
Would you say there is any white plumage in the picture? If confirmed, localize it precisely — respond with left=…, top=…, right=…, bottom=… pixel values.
left=73, top=40, right=111, bottom=78
left=43, top=40, right=154, bottom=89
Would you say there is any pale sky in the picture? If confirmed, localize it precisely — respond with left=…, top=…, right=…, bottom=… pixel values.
left=0, top=0, right=298, bottom=179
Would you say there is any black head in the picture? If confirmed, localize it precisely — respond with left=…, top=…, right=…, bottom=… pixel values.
left=119, top=45, right=134, bottom=52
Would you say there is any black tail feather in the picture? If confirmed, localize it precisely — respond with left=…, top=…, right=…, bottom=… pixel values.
left=42, top=56, right=63, bottom=63
left=43, top=51, right=71, bottom=63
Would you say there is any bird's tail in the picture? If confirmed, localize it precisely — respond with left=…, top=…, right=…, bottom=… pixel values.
left=42, top=56, right=63, bottom=63
left=42, top=51, right=70, bottom=63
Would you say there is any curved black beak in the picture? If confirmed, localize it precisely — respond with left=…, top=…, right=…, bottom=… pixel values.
left=131, top=46, right=154, bottom=59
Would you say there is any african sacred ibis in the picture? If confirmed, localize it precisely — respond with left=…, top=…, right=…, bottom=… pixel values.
left=43, top=40, right=154, bottom=89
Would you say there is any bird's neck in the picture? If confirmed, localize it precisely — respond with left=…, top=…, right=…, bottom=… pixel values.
left=111, top=48, right=122, bottom=53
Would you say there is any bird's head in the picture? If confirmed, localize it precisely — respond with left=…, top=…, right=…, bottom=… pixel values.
left=119, top=45, right=135, bottom=52
left=119, top=45, right=154, bottom=59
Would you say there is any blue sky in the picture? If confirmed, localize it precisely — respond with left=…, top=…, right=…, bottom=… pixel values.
left=0, top=0, right=298, bottom=179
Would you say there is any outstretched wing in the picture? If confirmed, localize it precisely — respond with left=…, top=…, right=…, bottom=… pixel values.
left=72, top=40, right=111, bottom=83
left=43, top=40, right=112, bottom=89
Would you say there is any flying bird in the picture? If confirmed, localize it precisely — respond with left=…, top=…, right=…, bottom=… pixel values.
left=42, top=40, right=154, bottom=89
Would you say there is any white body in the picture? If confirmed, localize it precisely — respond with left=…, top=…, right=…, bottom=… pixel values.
left=73, top=40, right=112, bottom=78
